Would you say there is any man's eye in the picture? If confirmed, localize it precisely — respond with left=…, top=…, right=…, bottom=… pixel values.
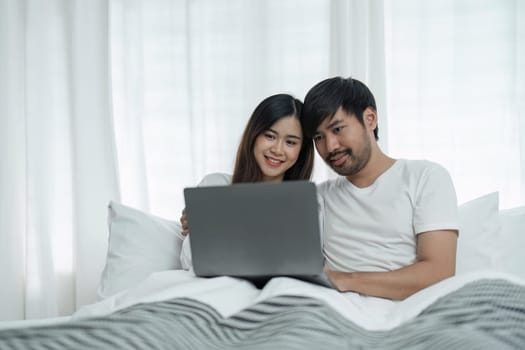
left=313, top=135, right=323, bottom=142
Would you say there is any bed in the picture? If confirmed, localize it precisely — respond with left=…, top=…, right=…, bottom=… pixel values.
left=0, top=192, right=524, bottom=349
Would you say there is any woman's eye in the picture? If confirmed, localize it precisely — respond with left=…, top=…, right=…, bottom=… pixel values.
left=286, top=140, right=298, bottom=146
left=264, top=133, right=275, bottom=140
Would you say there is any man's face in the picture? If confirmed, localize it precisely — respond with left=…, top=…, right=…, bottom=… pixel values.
left=312, top=107, right=372, bottom=177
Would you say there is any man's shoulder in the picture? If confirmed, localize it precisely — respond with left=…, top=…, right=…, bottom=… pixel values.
left=399, top=159, right=450, bottom=177
left=317, top=177, right=346, bottom=194
left=399, top=159, right=455, bottom=195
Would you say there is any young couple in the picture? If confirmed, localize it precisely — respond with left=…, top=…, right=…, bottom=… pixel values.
left=180, top=77, right=459, bottom=300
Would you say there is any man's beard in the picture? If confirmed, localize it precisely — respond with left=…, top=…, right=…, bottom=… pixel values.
left=325, top=135, right=372, bottom=177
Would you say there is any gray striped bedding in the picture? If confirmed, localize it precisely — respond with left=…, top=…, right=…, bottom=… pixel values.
left=1, top=279, right=524, bottom=349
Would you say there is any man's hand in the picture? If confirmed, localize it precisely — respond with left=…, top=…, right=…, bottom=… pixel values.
left=323, top=229, right=458, bottom=299
left=324, top=267, right=352, bottom=292
left=180, top=208, right=189, bottom=236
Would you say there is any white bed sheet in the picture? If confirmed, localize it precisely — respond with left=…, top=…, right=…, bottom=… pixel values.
left=0, top=316, right=71, bottom=331
left=73, top=269, right=525, bottom=331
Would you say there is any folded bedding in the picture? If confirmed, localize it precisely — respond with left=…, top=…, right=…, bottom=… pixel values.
left=0, top=272, right=524, bottom=350
left=0, top=316, right=71, bottom=331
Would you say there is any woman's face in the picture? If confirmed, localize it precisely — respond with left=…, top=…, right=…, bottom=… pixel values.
left=253, top=115, right=303, bottom=182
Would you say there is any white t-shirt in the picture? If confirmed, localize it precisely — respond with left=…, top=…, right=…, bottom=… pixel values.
left=180, top=173, right=232, bottom=270
left=318, top=159, right=459, bottom=272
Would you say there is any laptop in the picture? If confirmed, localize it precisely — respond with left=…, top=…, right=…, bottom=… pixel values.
left=183, top=181, right=333, bottom=288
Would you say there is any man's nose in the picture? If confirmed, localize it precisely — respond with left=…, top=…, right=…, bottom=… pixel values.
left=325, top=134, right=340, bottom=153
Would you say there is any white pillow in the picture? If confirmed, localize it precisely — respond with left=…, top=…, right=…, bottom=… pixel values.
left=97, top=201, right=185, bottom=300
left=498, top=205, right=525, bottom=279
left=456, top=192, right=502, bottom=275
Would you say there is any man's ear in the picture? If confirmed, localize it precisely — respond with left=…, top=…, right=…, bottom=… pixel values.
left=363, top=107, right=377, bottom=130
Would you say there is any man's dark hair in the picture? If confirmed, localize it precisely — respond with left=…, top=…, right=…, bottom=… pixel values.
left=302, top=77, right=378, bottom=140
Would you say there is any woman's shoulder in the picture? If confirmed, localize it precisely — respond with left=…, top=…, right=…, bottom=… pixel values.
left=198, top=173, right=232, bottom=187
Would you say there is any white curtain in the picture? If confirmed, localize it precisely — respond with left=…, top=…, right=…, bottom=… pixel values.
left=110, top=0, right=387, bottom=218
left=1, top=0, right=523, bottom=321
left=0, top=0, right=119, bottom=320
left=385, top=0, right=525, bottom=208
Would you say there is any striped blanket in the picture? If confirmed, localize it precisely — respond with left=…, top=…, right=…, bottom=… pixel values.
left=1, top=279, right=524, bottom=349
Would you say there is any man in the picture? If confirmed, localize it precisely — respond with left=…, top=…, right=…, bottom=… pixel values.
left=302, top=77, right=459, bottom=300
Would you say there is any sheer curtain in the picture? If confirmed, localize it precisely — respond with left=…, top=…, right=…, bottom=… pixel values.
left=0, top=0, right=119, bottom=320
left=1, top=0, right=523, bottom=322
left=385, top=0, right=525, bottom=208
left=111, top=0, right=387, bottom=218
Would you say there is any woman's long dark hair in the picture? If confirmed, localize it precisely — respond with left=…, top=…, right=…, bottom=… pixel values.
left=232, top=94, right=314, bottom=184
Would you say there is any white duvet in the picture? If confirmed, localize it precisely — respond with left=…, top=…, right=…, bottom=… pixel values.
left=73, top=269, right=525, bottom=331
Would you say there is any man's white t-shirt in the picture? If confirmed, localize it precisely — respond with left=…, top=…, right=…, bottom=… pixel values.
left=318, top=159, right=459, bottom=272
left=180, top=173, right=232, bottom=270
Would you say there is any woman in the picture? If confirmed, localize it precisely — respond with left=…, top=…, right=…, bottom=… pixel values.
left=180, top=93, right=314, bottom=269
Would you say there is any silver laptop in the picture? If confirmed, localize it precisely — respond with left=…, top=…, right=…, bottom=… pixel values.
left=183, top=181, right=333, bottom=288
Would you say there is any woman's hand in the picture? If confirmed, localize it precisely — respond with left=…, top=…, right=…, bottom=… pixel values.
left=180, top=208, right=189, bottom=236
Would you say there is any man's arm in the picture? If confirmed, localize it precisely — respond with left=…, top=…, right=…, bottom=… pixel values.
left=325, top=229, right=458, bottom=300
